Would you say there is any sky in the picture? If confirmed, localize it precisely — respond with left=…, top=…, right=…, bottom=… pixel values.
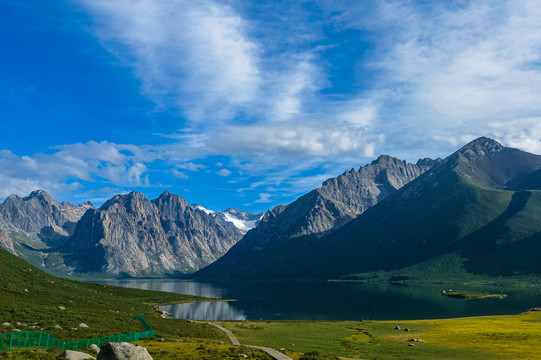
left=1, top=0, right=541, bottom=213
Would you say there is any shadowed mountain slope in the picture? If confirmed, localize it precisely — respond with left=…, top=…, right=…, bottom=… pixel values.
left=195, top=155, right=440, bottom=279
left=196, top=137, right=541, bottom=280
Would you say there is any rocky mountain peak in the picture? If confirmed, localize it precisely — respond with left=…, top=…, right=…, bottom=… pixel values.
left=416, top=157, right=442, bottom=167
left=457, top=137, right=504, bottom=161
left=370, top=154, right=403, bottom=166
left=100, top=191, right=148, bottom=211
left=23, top=189, right=57, bottom=205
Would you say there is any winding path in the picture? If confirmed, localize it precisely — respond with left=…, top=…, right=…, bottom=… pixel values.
left=203, top=322, right=292, bottom=360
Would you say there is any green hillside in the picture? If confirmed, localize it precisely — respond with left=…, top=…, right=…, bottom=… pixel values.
left=0, top=247, right=226, bottom=343
left=195, top=138, right=541, bottom=282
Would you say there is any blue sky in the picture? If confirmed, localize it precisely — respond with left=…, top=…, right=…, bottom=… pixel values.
left=1, top=0, right=541, bottom=213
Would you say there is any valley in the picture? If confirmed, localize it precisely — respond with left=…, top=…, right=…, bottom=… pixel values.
left=2, top=137, right=541, bottom=359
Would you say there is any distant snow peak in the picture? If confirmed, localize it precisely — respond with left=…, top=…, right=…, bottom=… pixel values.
left=191, top=203, right=261, bottom=231
left=221, top=211, right=260, bottom=232
left=191, top=203, right=215, bottom=215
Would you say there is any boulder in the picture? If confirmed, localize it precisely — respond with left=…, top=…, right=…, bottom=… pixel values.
left=88, top=344, right=100, bottom=353
left=58, top=306, right=66, bottom=311
left=394, top=326, right=400, bottom=330
left=2, top=322, right=10, bottom=327
left=62, top=350, right=96, bottom=360
left=97, top=342, right=153, bottom=360
left=55, top=324, right=62, bottom=329
left=79, top=323, right=89, bottom=328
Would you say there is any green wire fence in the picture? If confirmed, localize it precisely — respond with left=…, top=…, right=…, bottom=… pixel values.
left=0, top=314, right=155, bottom=351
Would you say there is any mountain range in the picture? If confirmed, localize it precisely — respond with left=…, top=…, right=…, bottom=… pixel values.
left=1, top=137, right=540, bottom=282
left=0, top=190, right=256, bottom=276
left=195, top=137, right=541, bottom=280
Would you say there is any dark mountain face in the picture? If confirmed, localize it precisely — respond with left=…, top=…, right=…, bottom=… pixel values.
left=196, top=137, right=541, bottom=280
left=446, top=137, right=541, bottom=190
left=63, top=191, right=244, bottom=276
left=195, top=155, right=440, bottom=279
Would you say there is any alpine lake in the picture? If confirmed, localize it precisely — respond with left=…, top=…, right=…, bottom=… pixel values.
left=99, top=279, right=541, bottom=321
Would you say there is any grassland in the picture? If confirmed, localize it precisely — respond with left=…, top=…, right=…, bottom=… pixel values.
left=3, top=245, right=541, bottom=359
left=440, top=290, right=507, bottom=300
left=218, top=310, right=541, bottom=359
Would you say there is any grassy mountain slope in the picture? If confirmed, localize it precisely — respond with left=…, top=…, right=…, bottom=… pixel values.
left=0, top=247, right=227, bottom=343
left=196, top=138, right=541, bottom=281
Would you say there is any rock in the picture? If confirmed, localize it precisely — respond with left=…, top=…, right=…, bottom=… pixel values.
left=55, top=324, right=62, bottom=329
left=29, top=325, right=39, bottom=329
left=97, top=342, right=153, bottom=360
left=79, top=323, right=89, bottom=328
left=88, top=344, right=100, bottom=353
left=62, top=350, right=96, bottom=360
left=529, top=307, right=541, bottom=311
left=24, top=288, right=29, bottom=293
left=58, top=306, right=66, bottom=311
left=394, top=326, right=400, bottom=330
left=158, top=338, right=165, bottom=342
left=239, top=355, right=248, bottom=359
left=12, top=329, right=21, bottom=332
left=408, top=343, right=415, bottom=347
left=0, top=190, right=94, bottom=251
left=66, top=191, right=244, bottom=276
left=404, top=328, right=411, bottom=332
left=2, top=322, right=10, bottom=327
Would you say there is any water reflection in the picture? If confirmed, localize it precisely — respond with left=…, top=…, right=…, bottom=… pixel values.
left=162, top=301, right=246, bottom=321
left=100, top=279, right=541, bottom=321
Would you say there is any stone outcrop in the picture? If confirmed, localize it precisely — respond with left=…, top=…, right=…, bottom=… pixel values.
left=0, top=229, right=15, bottom=255
left=62, top=350, right=96, bottom=360
left=96, top=342, right=152, bottom=360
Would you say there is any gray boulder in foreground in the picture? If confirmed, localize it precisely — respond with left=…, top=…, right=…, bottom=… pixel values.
left=62, top=350, right=96, bottom=360
left=97, top=342, right=153, bottom=360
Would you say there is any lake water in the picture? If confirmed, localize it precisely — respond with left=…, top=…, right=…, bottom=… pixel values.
left=101, top=279, right=541, bottom=321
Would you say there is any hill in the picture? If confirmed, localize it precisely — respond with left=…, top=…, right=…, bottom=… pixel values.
left=195, top=155, right=438, bottom=279
left=195, top=137, right=541, bottom=281
left=0, top=245, right=214, bottom=340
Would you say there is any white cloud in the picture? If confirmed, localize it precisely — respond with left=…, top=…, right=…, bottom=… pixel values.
left=208, top=115, right=379, bottom=159
left=0, top=142, right=158, bottom=201
left=365, top=0, right=541, bottom=155
left=171, top=170, right=189, bottom=179
left=78, top=0, right=261, bottom=122
left=177, top=162, right=206, bottom=172
left=254, top=193, right=272, bottom=203
left=217, top=168, right=231, bottom=177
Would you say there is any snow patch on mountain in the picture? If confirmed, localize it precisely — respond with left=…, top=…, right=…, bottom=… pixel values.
left=191, top=204, right=262, bottom=231
left=222, top=212, right=260, bottom=231
left=191, top=203, right=215, bottom=215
